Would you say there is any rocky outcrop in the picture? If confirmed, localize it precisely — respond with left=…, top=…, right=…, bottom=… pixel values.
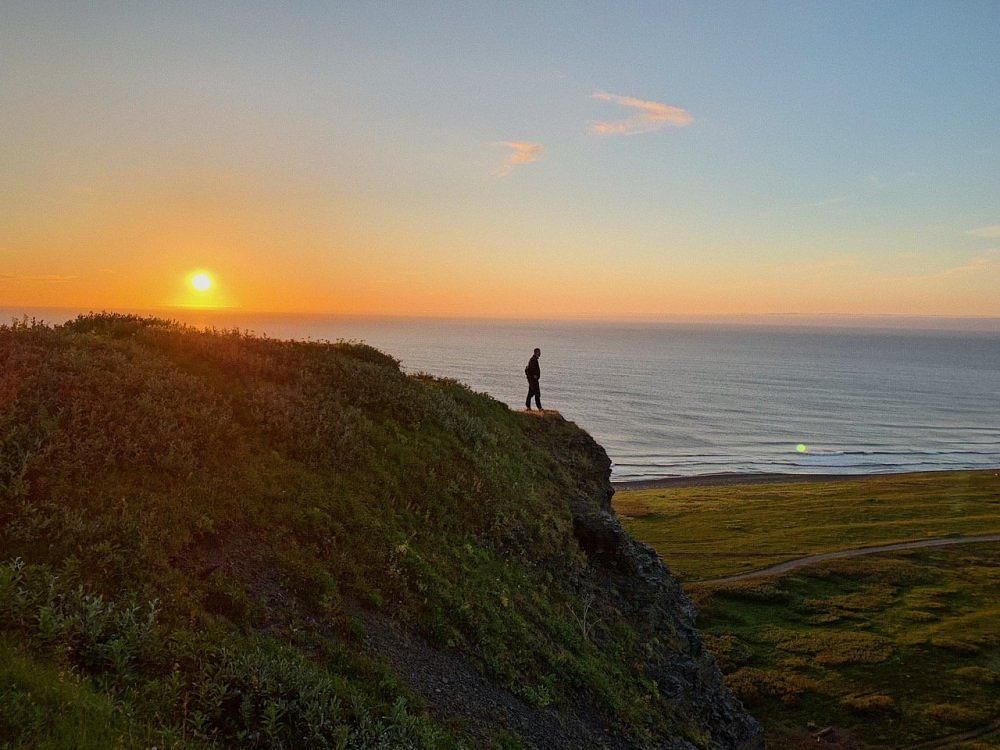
left=528, top=412, right=764, bottom=750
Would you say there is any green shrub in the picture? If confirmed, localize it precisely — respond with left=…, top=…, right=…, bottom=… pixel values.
left=726, top=667, right=822, bottom=707
left=925, top=703, right=989, bottom=727
left=710, top=581, right=789, bottom=603
left=840, top=693, right=896, bottom=714
left=702, top=633, right=753, bottom=673
left=768, top=628, right=893, bottom=666
left=952, top=666, right=997, bottom=685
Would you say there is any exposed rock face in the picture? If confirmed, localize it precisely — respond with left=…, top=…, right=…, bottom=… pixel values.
left=529, top=413, right=764, bottom=750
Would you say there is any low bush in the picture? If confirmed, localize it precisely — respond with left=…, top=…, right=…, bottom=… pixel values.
left=840, top=693, right=896, bottom=714
left=725, top=667, right=823, bottom=707
left=952, top=666, right=997, bottom=685
left=702, top=633, right=753, bottom=673
left=709, top=581, right=788, bottom=603
left=924, top=703, right=989, bottom=727
left=768, top=628, right=893, bottom=666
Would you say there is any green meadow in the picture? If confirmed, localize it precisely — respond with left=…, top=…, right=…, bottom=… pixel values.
left=616, top=473, right=1000, bottom=748
left=615, top=472, right=1000, bottom=581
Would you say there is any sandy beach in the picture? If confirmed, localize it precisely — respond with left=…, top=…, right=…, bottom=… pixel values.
left=612, top=468, right=1000, bottom=491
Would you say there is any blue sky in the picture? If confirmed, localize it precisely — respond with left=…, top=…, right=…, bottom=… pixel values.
left=2, top=1, right=999, bottom=316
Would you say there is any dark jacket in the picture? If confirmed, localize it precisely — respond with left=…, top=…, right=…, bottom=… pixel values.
left=525, top=354, right=540, bottom=381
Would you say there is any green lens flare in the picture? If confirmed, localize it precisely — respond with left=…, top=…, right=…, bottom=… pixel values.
left=796, top=443, right=807, bottom=453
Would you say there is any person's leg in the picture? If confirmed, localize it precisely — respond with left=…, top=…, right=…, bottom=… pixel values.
left=534, top=387, right=542, bottom=410
left=525, top=383, right=533, bottom=410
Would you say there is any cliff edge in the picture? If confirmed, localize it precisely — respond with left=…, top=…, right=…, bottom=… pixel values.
left=0, top=314, right=761, bottom=749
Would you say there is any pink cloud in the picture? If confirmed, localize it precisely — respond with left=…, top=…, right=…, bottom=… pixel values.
left=590, top=91, right=693, bottom=135
left=494, top=141, right=542, bottom=177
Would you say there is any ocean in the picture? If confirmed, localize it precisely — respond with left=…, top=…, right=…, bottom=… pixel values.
left=8, top=308, right=1000, bottom=482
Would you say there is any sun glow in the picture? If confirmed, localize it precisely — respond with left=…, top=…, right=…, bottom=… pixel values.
left=176, top=270, right=228, bottom=309
left=190, top=272, right=213, bottom=292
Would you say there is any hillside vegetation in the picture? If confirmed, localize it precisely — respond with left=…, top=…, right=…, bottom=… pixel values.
left=0, top=314, right=759, bottom=750
left=616, top=475, right=1000, bottom=748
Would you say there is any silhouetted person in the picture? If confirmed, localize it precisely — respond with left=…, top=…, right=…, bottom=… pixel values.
left=525, top=348, right=542, bottom=411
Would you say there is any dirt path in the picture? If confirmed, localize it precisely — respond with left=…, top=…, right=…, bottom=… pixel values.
left=693, top=534, right=1000, bottom=585
left=904, top=718, right=1000, bottom=749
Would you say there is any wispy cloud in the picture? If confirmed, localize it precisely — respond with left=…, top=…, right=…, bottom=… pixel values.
left=793, top=172, right=921, bottom=210
left=0, top=273, right=76, bottom=283
left=769, top=253, right=861, bottom=274
left=799, top=195, right=853, bottom=209
left=898, top=249, right=1000, bottom=283
left=966, top=225, right=1000, bottom=239
left=589, top=91, right=693, bottom=136
left=494, top=141, right=542, bottom=177
left=938, top=249, right=1000, bottom=276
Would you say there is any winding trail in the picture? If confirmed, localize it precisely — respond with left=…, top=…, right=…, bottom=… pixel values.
left=693, top=534, right=1000, bottom=585
left=904, top=718, right=1000, bottom=749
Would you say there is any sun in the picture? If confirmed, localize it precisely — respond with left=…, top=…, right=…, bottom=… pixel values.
left=178, top=269, right=226, bottom=309
left=190, top=272, right=213, bottom=292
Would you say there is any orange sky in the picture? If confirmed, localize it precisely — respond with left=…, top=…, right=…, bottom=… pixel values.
left=4, top=163, right=999, bottom=319
left=3, top=4, right=999, bottom=320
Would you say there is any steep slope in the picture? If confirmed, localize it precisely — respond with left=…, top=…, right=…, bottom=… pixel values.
left=0, top=314, right=761, bottom=749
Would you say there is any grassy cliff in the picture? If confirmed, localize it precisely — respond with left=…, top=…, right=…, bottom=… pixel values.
left=0, top=314, right=760, bottom=750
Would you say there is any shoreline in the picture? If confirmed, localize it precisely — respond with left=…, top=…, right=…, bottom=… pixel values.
left=612, top=467, right=1000, bottom=491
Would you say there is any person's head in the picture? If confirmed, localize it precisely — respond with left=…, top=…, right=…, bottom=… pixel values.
left=533, top=348, right=541, bottom=357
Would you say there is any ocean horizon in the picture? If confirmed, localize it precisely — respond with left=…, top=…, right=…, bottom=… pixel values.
left=8, top=306, right=1000, bottom=482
